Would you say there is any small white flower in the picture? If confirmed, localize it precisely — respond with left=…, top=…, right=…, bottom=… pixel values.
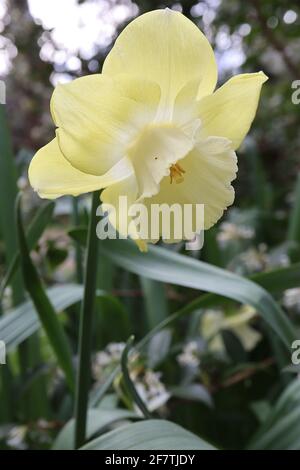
left=217, top=221, right=255, bottom=247
left=283, top=288, right=300, bottom=311
left=240, top=245, right=269, bottom=272
left=6, top=426, right=27, bottom=450
left=92, top=342, right=125, bottom=380
left=107, top=342, right=126, bottom=360
left=177, top=340, right=201, bottom=368
left=130, top=369, right=170, bottom=413
left=2, top=286, right=13, bottom=310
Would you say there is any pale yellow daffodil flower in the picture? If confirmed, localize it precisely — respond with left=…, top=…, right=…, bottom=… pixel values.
left=29, top=9, right=267, bottom=250
left=201, top=306, right=262, bottom=353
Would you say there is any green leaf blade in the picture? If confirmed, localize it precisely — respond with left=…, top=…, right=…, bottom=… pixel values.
left=16, top=195, right=75, bottom=393
left=81, top=419, right=216, bottom=450
left=99, top=240, right=295, bottom=348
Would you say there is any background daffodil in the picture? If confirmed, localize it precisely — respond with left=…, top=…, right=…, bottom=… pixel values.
left=28, top=8, right=267, bottom=249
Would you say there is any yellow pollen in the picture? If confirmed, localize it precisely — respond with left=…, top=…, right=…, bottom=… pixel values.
left=169, top=163, right=185, bottom=184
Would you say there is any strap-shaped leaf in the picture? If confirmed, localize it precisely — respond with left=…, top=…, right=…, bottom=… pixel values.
left=99, top=239, right=295, bottom=348
left=0, top=285, right=123, bottom=351
left=0, top=201, right=55, bottom=298
left=81, top=419, right=216, bottom=450
left=0, top=284, right=84, bottom=350
left=69, top=228, right=300, bottom=295
left=121, top=336, right=151, bottom=419
left=248, top=380, right=300, bottom=449
left=16, top=194, right=75, bottom=393
left=53, top=408, right=139, bottom=450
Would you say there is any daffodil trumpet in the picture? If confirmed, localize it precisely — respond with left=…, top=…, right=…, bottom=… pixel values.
left=29, top=8, right=267, bottom=251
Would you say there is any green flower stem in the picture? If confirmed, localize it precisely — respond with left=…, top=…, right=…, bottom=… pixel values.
left=74, top=190, right=100, bottom=449
left=72, top=196, right=84, bottom=284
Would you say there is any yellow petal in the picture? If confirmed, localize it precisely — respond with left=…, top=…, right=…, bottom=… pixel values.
left=115, top=74, right=161, bottom=108
left=173, top=78, right=203, bottom=126
left=223, top=306, right=262, bottom=351
left=201, top=308, right=261, bottom=352
left=233, top=325, right=261, bottom=351
left=198, top=72, right=268, bottom=150
left=28, top=139, right=134, bottom=199
left=100, top=173, right=147, bottom=250
left=101, top=173, right=137, bottom=234
left=143, top=136, right=237, bottom=241
left=103, top=9, right=217, bottom=108
left=51, top=74, right=160, bottom=175
left=101, top=174, right=147, bottom=252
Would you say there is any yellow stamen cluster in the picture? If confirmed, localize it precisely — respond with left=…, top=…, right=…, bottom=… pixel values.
left=170, top=163, right=186, bottom=184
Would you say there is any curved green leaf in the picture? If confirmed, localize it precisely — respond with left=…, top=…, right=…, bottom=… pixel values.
left=53, top=408, right=139, bottom=450
left=121, top=336, right=151, bottom=419
left=69, top=228, right=300, bottom=295
left=0, top=201, right=55, bottom=299
left=16, top=195, right=75, bottom=393
left=0, top=285, right=122, bottom=352
left=99, top=240, right=295, bottom=348
left=0, top=105, right=23, bottom=305
left=0, top=285, right=84, bottom=351
left=81, top=419, right=216, bottom=450
left=248, top=380, right=300, bottom=450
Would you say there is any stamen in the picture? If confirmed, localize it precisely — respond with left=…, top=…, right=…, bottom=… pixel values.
left=170, top=163, right=186, bottom=184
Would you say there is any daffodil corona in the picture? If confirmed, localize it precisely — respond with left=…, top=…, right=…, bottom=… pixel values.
left=29, top=9, right=267, bottom=251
